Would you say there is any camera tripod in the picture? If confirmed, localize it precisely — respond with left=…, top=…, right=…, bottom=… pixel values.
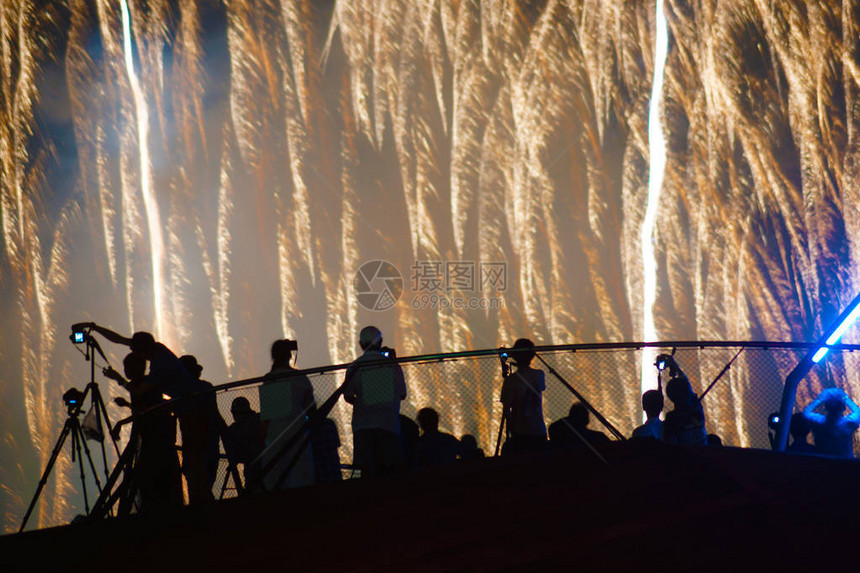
left=19, top=330, right=119, bottom=532
left=493, top=349, right=511, bottom=457
left=19, top=382, right=116, bottom=531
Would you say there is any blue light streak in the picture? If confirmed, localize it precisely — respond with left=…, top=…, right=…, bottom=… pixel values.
left=812, top=300, right=860, bottom=363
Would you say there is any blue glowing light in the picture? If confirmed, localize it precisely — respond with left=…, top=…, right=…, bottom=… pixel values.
left=812, top=298, right=860, bottom=363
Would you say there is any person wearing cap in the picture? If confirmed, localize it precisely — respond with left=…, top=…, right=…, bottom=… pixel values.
left=500, top=338, right=547, bottom=455
left=343, top=326, right=407, bottom=476
left=178, top=355, right=224, bottom=497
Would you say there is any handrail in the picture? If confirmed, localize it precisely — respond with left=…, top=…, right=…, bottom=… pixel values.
left=225, top=339, right=860, bottom=488
left=209, top=340, right=860, bottom=394
left=91, top=339, right=860, bottom=515
left=111, top=340, right=860, bottom=430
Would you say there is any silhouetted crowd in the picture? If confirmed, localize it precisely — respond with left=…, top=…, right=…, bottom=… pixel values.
left=71, top=321, right=860, bottom=515
left=74, top=322, right=491, bottom=513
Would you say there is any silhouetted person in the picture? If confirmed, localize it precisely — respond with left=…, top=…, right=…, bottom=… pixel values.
left=661, top=356, right=706, bottom=446
left=785, top=412, right=817, bottom=455
left=78, top=323, right=197, bottom=397
left=707, top=433, right=723, bottom=447
left=458, top=434, right=485, bottom=461
left=259, top=339, right=316, bottom=489
left=631, top=390, right=664, bottom=440
left=803, top=388, right=860, bottom=458
left=311, top=417, right=342, bottom=484
left=549, top=402, right=611, bottom=449
left=179, top=354, right=224, bottom=492
left=79, top=322, right=212, bottom=503
left=104, top=353, right=182, bottom=511
left=223, top=397, right=263, bottom=486
left=415, top=407, right=460, bottom=468
left=500, top=338, right=547, bottom=455
left=343, top=326, right=407, bottom=476
left=399, top=414, right=420, bottom=469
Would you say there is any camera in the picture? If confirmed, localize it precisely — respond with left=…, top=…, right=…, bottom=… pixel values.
left=63, top=387, right=85, bottom=410
left=70, top=322, right=95, bottom=344
left=767, top=412, right=780, bottom=430
left=284, top=339, right=298, bottom=352
left=655, top=354, right=673, bottom=371
left=380, top=346, right=397, bottom=359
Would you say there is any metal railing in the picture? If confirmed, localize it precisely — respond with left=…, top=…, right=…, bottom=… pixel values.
left=84, top=340, right=860, bottom=517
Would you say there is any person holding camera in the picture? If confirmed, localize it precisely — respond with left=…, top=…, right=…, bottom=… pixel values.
left=660, top=355, right=707, bottom=446
left=258, top=338, right=316, bottom=489
left=343, top=326, right=407, bottom=477
left=74, top=324, right=197, bottom=397
left=500, top=338, right=548, bottom=455
left=802, top=387, right=860, bottom=458
left=73, top=322, right=213, bottom=503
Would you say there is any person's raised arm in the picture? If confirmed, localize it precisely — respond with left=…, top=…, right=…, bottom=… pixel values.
left=841, top=390, right=860, bottom=425
left=102, top=366, right=128, bottom=389
left=82, top=323, right=133, bottom=347
left=664, top=356, right=693, bottom=390
left=803, top=393, right=827, bottom=424
left=110, top=416, right=132, bottom=441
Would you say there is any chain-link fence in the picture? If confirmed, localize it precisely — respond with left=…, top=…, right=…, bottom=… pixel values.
left=34, top=341, right=858, bottom=521
left=196, top=341, right=860, bottom=500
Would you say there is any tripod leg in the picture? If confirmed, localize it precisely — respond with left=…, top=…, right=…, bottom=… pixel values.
left=116, top=448, right=140, bottom=517
left=71, top=428, right=90, bottom=513
left=494, top=413, right=506, bottom=457
left=89, top=437, right=138, bottom=520
left=220, top=461, right=244, bottom=499
left=92, top=384, right=121, bottom=460
left=74, top=420, right=104, bottom=496
left=231, top=462, right=245, bottom=495
left=96, top=402, right=110, bottom=481
left=219, top=464, right=231, bottom=500
left=19, top=420, right=73, bottom=532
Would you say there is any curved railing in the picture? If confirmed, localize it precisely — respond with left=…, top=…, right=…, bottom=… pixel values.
left=83, top=340, right=860, bottom=519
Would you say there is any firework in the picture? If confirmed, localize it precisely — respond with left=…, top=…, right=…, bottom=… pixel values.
left=1, top=0, right=857, bottom=530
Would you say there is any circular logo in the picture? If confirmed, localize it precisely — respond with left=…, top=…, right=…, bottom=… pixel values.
left=353, top=260, right=403, bottom=311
